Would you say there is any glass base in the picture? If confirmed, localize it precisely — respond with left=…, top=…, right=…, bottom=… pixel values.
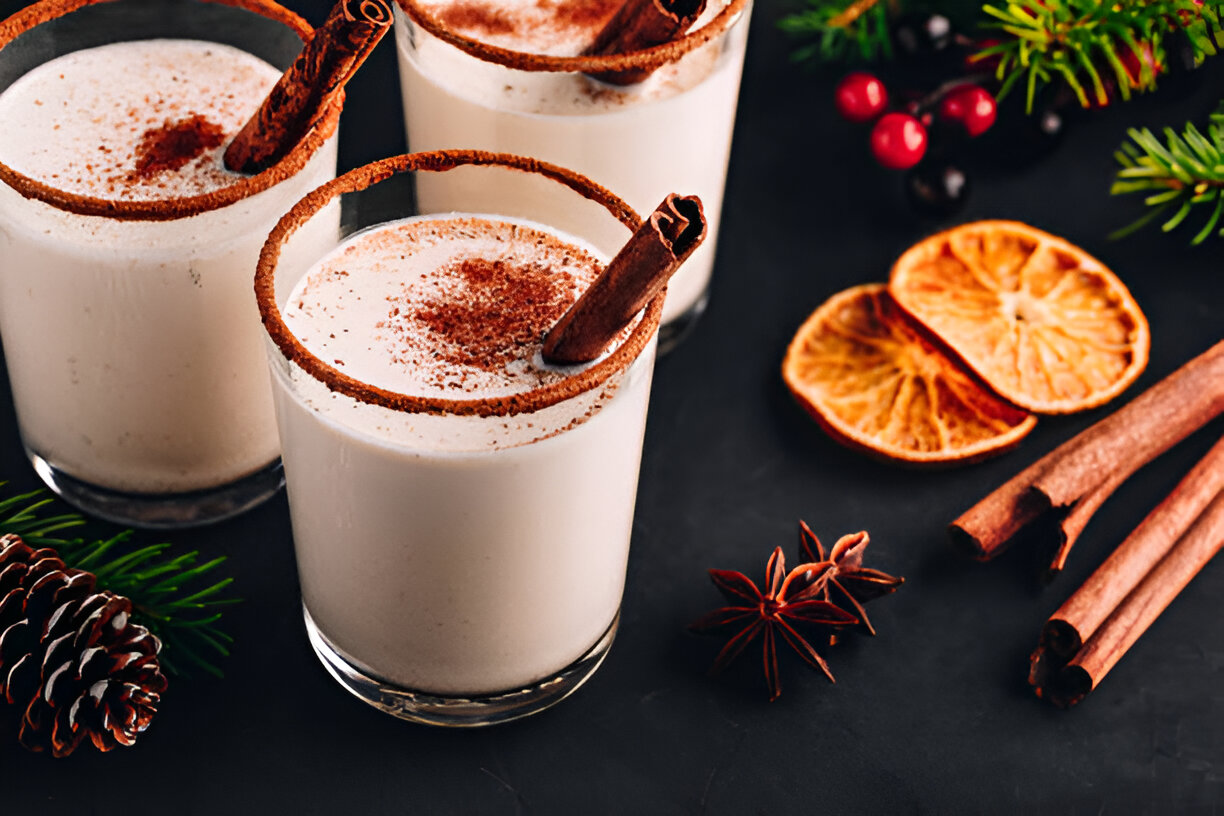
left=27, top=449, right=284, bottom=529
left=657, top=290, right=709, bottom=356
left=304, top=605, right=619, bottom=727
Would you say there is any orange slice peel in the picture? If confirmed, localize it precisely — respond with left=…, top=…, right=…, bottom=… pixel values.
left=783, top=284, right=1037, bottom=465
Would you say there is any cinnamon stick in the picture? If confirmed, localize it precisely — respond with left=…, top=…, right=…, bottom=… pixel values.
left=949, top=340, right=1224, bottom=570
left=1035, top=484, right=1224, bottom=708
left=224, top=0, right=392, bottom=175
left=1030, top=434, right=1224, bottom=683
left=583, top=0, right=707, bottom=85
left=542, top=194, right=706, bottom=365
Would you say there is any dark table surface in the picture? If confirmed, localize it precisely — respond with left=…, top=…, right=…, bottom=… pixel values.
left=2, top=0, right=1224, bottom=812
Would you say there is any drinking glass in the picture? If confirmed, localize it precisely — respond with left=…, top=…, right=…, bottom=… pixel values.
left=257, top=150, right=662, bottom=726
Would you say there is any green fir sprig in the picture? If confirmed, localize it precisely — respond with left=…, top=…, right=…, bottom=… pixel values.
left=778, top=0, right=896, bottom=63
left=977, top=0, right=1224, bottom=112
left=1110, top=102, right=1224, bottom=244
left=0, top=486, right=238, bottom=678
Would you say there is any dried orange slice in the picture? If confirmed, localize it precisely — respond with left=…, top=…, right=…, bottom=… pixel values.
left=783, top=284, right=1037, bottom=464
left=889, top=221, right=1149, bottom=414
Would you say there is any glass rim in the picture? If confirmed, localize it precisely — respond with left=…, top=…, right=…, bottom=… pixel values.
left=394, top=0, right=750, bottom=74
left=256, top=149, right=664, bottom=419
left=0, top=0, right=342, bottom=222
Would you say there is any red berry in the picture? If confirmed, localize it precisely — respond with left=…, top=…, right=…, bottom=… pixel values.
left=870, top=113, right=927, bottom=169
left=835, top=72, right=889, bottom=123
left=1121, top=41, right=1161, bottom=86
left=938, top=85, right=997, bottom=138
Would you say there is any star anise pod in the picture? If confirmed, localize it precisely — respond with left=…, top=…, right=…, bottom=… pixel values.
left=798, top=522, right=904, bottom=637
left=689, top=546, right=858, bottom=701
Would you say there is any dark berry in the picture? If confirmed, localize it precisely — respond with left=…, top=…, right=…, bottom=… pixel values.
left=905, top=163, right=970, bottom=217
left=987, top=102, right=1065, bottom=168
left=1159, top=28, right=1205, bottom=100
left=939, top=85, right=997, bottom=137
left=1035, top=107, right=1064, bottom=141
left=870, top=113, right=927, bottom=170
left=834, top=72, right=889, bottom=123
left=1164, top=28, right=1198, bottom=75
left=892, top=13, right=953, bottom=59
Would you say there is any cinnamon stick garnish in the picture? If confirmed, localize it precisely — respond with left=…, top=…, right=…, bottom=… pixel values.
left=542, top=194, right=706, bottom=365
left=224, top=0, right=391, bottom=175
left=949, top=340, right=1224, bottom=573
left=1033, top=479, right=1224, bottom=708
left=583, top=0, right=707, bottom=85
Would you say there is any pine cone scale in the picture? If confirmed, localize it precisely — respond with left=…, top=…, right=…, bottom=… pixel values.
left=2, top=622, right=38, bottom=699
left=0, top=563, right=28, bottom=592
left=4, top=645, right=37, bottom=704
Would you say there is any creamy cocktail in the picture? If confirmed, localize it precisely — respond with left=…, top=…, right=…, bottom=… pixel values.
left=0, top=0, right=341, bottom=526
left=258, top=153, right=665, bottom=725
left=393, top=0, right=750, bottom=341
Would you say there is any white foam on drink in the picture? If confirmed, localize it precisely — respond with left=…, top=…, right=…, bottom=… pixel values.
left=283, top=214, right=611, bottom=399
left=0, top=39, right=280, bottom=200
left=278, top=214, right=645, bottom=453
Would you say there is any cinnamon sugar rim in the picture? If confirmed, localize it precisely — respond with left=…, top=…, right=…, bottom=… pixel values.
left=0, top=0, right=341, bottom=222
left=256, top=149, right=663, bottom=419
left=395, top=0, right=749, bottom=74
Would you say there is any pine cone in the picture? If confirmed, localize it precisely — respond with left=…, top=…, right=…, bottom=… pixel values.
left=0, top=534, right=167, bottom=757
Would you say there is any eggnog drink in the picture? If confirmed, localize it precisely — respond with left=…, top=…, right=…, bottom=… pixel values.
left=264, top=205, right=660, bottom=724
left=0, top=33, right=339, bottom=525
left=394, top=0, right=750, bottom=336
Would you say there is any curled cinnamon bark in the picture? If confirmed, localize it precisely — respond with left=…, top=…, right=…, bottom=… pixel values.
left=583, top=0, right=707, bottom=85
left=1044, top=469, right=1128, bottom=579
left=949, top=340, right=1224, bottom=572
left=224, top=0, right=392, bottom=175
left=542, top=194, right=706, bottom=365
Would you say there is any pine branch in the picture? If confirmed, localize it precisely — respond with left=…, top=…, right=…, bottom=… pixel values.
left=976, top=0, right=1224, bottom=112
left=1110, top=102, right=1224, bottom=244
left=778, top=0, right=896, bottom=63
left=0, top=484, right=239, bottom=678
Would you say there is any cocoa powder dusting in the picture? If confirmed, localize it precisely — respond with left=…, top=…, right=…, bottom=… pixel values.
left=433, top=0, right=622, bottom=42
left=408, top=257, right=576, bottom=373
left=539, top=0, right=622, bottom=29
left=129, top=114, right=226, bottom=181
left=438, top=1, right=516, bottom=36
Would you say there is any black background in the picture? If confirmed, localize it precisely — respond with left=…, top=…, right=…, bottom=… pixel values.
left=2, top=0, right=1223, bottom=812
